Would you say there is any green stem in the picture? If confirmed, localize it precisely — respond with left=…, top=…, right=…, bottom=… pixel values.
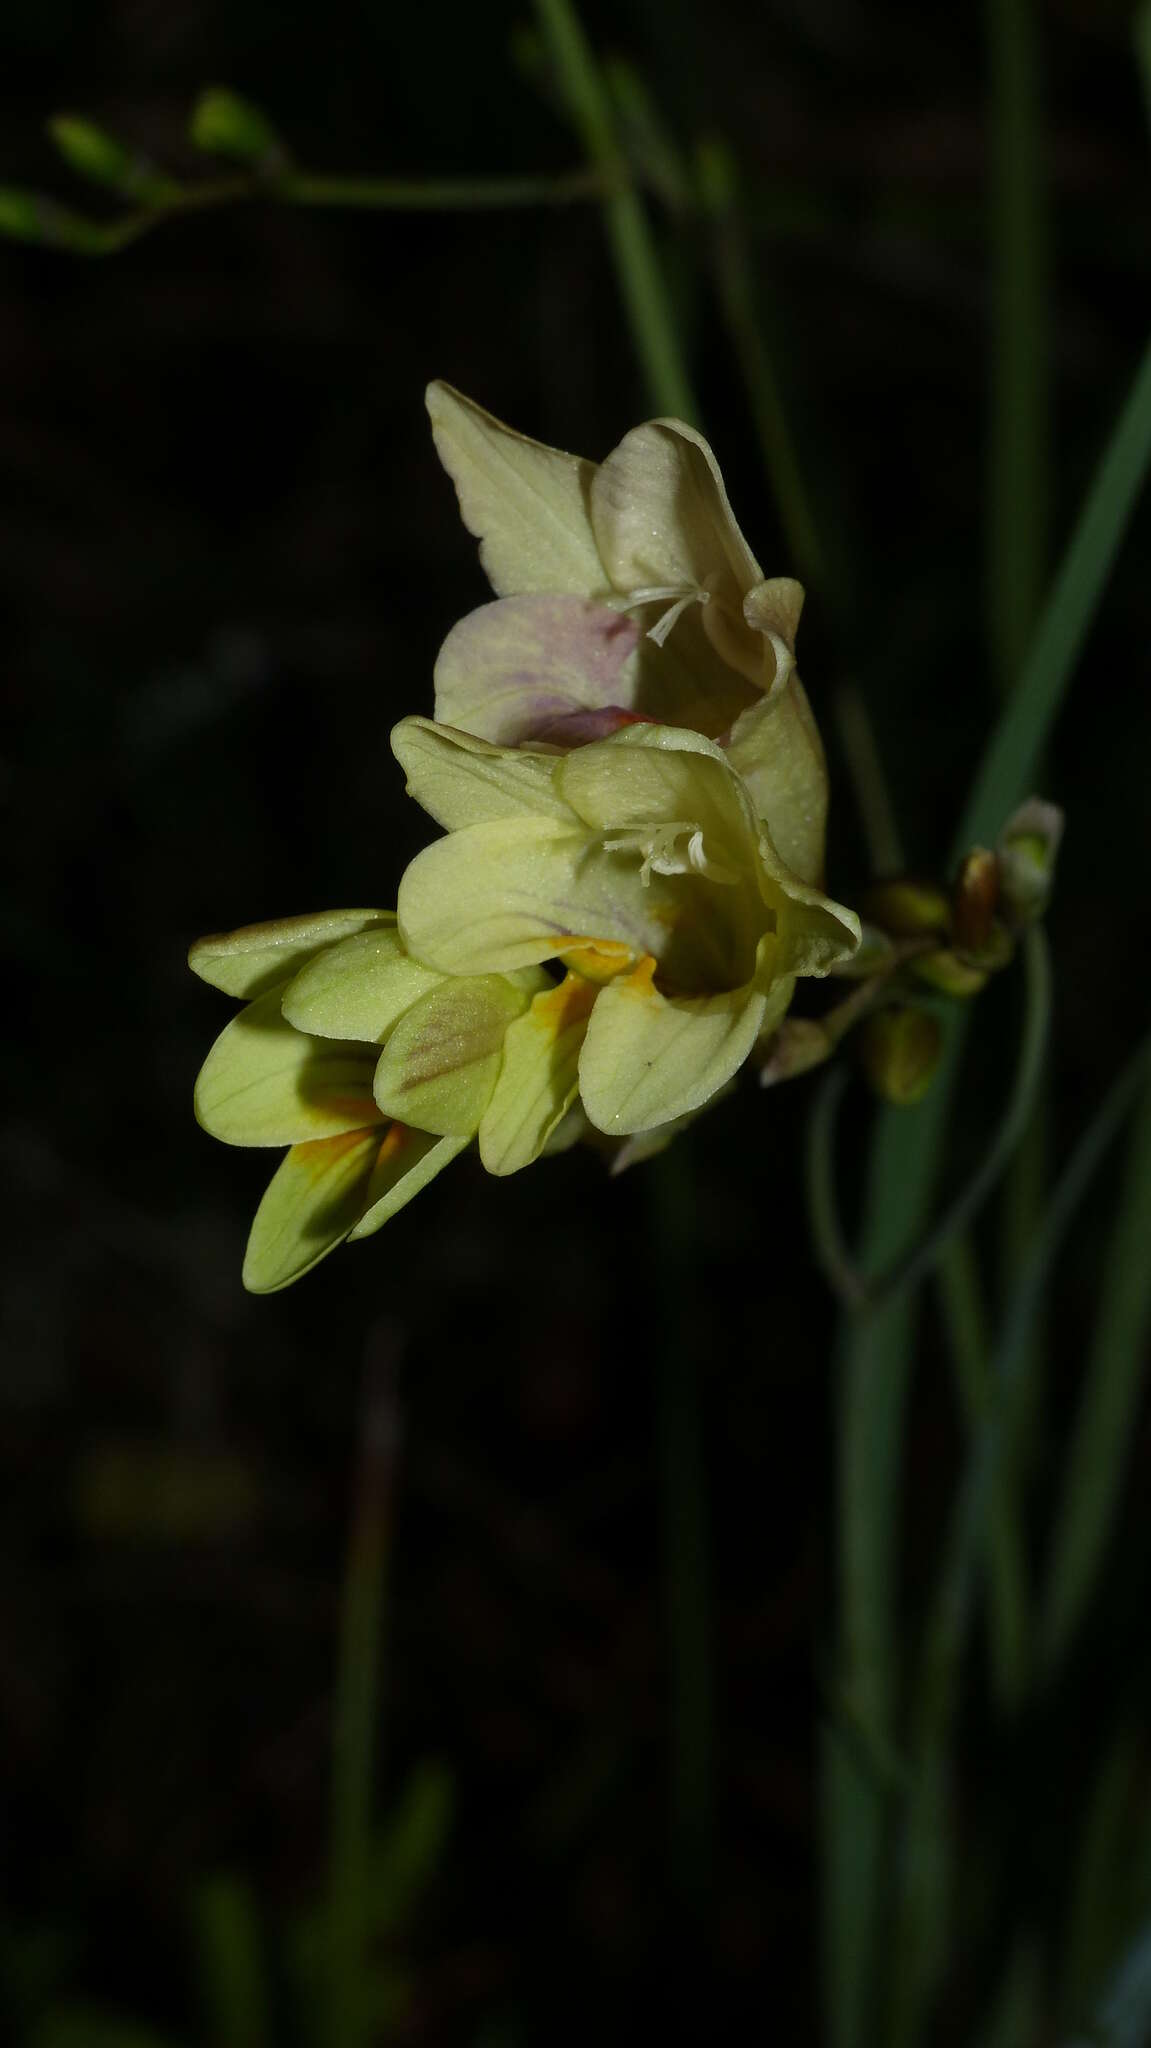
left=532, top=0, right=699, bottom=421
left=30, top=165, right=607, bottom=256
left=1040, top=1067, right=1151, bottom=1676
left=987, top=0, right=1050, bottom=1602
left=327, top=1335, right=400, bottom=2048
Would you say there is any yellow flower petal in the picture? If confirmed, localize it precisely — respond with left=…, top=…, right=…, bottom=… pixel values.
left=194, top=986, right=383, bottom=1147
left=242, top=1127, right=381, bottom=1293
left=478, top=973, right=597, bottom=1175
left=391, top=715, right=569, bottom=830
left=281, top=928, right=444, bottom=1042
left=373, top=973, right=533, bottom=1136
left=188, top=910, right=394, bottom=999
left=426, top=381, right=607, bottom=597
left=348, top=1126, right=470, bottom=1241
left=577, top=953, right=769, bottom=1136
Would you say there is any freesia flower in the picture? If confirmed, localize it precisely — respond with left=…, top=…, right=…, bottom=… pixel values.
left=392, top=717, right=860, bottom=1139
left=426, top=382, right=829, bottom=887
left=190, top=909, right=549, bottom=1290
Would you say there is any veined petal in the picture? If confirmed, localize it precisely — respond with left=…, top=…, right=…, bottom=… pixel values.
left=478, top=972, right=597, bottom=1175
left=392, top=715, right=569, bottom=829
left=426, top=381, right=607, bottom=597
left=348, top=1126, right=470, bottom=1242
left=242, top=1128, right=381, bottom=1293
left=433, top=595, right=640, bottom=744
left=590, top=418, right=761, bottom=602
left=723, top=678, right=828, bottom=886
left=578, top=955, right=768, bottom=1135
left=281, top=928, right=445, bottom=1042
left=194, top=986, right=382, bottom=1146
left=557, top=722, right=755, bottom=857
left=755, top=831, right=861, bottom=977
left=189, top=910, right=394, bottom=999
left=373, top=973, right=533, bottom=1136
left=397, top=816, right=672, bottom=975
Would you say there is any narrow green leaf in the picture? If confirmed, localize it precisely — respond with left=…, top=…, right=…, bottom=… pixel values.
left=189, top=1874, right=270, bottom=2048
left=1040, top=1069, right=1151, bottom=1673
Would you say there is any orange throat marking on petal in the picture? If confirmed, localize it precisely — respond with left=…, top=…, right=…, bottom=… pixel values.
left=374, top=1122, right=411, bottom=1168
left=556, top=936, right=634, bottom=986
left=293, top=1128, right=377, bottom=1174
left=534, top=972, right=600, bottom=1036
left=618, top=953, right=659, bottom=1000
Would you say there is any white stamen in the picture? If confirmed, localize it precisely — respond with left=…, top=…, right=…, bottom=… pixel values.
left=602, top=822, right=740, bottom=888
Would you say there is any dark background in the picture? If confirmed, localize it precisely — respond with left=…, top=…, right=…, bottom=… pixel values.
left=3, top=1, right=1151, bottom=2041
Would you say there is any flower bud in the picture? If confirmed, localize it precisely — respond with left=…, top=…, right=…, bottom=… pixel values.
left=909, top=948, right=988, bottom=998
left=759, top=1015, right=833, bottom=1087
left=47, top=115, right=175, bottom=200
left=997, top=798, right=1064, bottom=926
left=952, top=847, right=999, bottom=954
left=189, top=88, right=288, bottom=171
left=858, top=878, right=951, bottom=940
left=859, top=1006, right=943, bottom=1106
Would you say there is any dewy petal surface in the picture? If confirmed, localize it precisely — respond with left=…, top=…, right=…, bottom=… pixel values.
left=578, top=957, right=769, bottom=1135
left=426, top=381, right=607, bottom=598
left=478, top=972, right=597, bottom=1175
left=392, top=716, right=570, bottom=829
left=348, top=1127, right=470, bottom=1241
left=433, top=595, right=640, bottom=745
left=723, top=679, right=828, bottom=886
left=397, top=816, right=672, bottom=976
left=556, top=723, right=753, bottom=852
left=590, top=419, right=761, bottom=601
left=281, top=928, right=445, bottom=1042
left=189, top=910, right=394, bottom=999
left=372, top=973, right=532, bottom=1136
left=242, top=1127, right=381, bottom=1293
left=194, top=986, right=383, bottom=1146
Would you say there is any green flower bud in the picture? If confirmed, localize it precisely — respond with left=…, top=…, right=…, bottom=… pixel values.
left=858, top=877, right=951, bottom=940
left=859, top=1006, right=943, bottom=1106
left=47, top=115, right=175, bottom=200
left=997, top=798, right=1064, bottom=926
left=909, top=948, right=988, bottom=998
left=189, top=87, right=288, bottom=171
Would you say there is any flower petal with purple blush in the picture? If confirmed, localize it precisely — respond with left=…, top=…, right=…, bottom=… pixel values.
left=433, top=594, right=640, bottom=746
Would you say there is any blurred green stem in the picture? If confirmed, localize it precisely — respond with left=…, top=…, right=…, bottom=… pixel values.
left=1040, top=1068, right=1151, bottom=1675
left=327, top=1330, right=401, bottom=2048
left=987, top=0, right=1049, bottom=1546
left=532, top=0, right=699, bottom=421
left=17, top=166, right=607, bottom=256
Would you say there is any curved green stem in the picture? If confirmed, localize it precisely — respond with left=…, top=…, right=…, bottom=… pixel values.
left=14, top=164, right=607, bottom=257
left=805, top=928, right=1051, bottom=1317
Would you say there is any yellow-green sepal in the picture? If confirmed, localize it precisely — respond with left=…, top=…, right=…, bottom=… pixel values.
left=348, top=1127, right=470, bottom=1242
left=281, top=928, right=445, bottom=1042
left=426, top=381, right=606, bottom=598
left=194, top=986, right=382, bottom=1146
left=391, top=715, right=568, bottom=829
left=478, top=973, right=597, bottom=1174
left=372, top=974, right=537, bottom=1136
left=242, top=1128, right=382, bottom=1293
left=577, top=956, right=770, bottom=1136
left=189, top=910, right=394, bottom=999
